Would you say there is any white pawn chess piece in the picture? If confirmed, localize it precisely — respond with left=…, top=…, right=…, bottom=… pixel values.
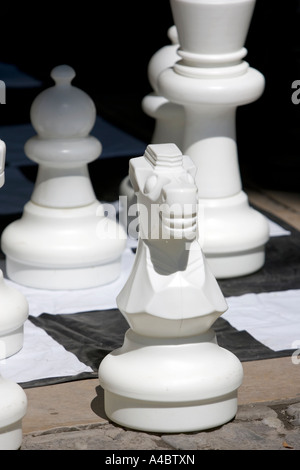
left=0, top=140, right=28, bottom=450
left=158, top=0, right=270, bottom=279
left=99, top=143, right=243, bottom=433
left=1, top=65, right=127, bottom=289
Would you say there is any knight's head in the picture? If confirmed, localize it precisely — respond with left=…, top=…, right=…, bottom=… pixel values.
left=129, top=144, right=198, bottom=241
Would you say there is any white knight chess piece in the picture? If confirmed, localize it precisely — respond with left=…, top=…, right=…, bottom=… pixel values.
left=99, top=143, right=243, bottom=433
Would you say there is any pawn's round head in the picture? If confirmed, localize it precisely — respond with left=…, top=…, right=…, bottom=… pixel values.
left=30, top=65, right=96, bottom=139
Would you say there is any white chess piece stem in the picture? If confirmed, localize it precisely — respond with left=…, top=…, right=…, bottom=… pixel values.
left=0, top=140, right=28, bottom=450
left=158, top=0, right=269, bottom=278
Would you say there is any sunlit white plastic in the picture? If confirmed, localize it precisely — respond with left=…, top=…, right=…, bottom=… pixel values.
left=158, top=0, right=270, bottom=278
left=1, top=65, right=126, bottom=289
left=0, top=375, right=27, bottom=450
left=0, top=140, right=28, bottom=359
left=0, top=140, right=27, bottom=449
left=99, top=143, right=243, bottom=433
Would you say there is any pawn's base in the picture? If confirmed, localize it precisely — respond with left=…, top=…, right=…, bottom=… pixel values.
left=0, top=419, right=24, bottom=450
left=99, top=329, right=243, bottom=433
left=1, top=200, right=127, bottom=290
left=5, top=257, right=123, bottom=291
left=199, top=191, right=270, bottom=279
left=0, top=378, right=27, bottom=450
left=0, top=326, right=24, bottom=360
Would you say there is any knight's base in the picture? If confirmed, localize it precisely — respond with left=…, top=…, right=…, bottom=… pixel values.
left=103, top=389, right=238, bottom=433
left=99, top=329, right=243, bottom=433
left=199, top=191, right=270, bottom=279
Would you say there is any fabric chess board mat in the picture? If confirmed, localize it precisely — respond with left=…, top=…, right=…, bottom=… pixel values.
left=0, top=106, right=299, bottom=389
left=1, top=204, right=299, bottom=389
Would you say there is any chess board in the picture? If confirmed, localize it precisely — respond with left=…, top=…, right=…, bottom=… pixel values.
left=0, top=64, right=299, bottom=390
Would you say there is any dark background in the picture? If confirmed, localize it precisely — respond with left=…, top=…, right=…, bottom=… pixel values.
left=0, top=0, right=299, bottom=195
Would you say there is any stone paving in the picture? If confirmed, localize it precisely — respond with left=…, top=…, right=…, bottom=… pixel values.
left=21, top=399, right=300, bottom=451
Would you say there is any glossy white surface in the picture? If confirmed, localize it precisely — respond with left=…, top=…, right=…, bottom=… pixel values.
left=0, top=140, right=27, bottom=450
left=99, top=144, right=243, bottom=432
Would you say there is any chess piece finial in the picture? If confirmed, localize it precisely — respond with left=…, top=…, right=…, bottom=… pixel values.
left=157, top=0, right=269, bottom=278
left=99, top=143, right=243, bottom=433
left=0, top=139, right=28, bottom=450
left=1, top=65, right=126, bottom=289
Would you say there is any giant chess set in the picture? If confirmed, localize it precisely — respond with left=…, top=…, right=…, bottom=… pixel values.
left=0, top=0, right=299, bottom=448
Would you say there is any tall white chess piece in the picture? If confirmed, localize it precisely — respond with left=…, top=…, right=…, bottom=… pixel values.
left=99, top=143, right=243, bottom=433
left=1, top=65, right=127, bottom=289
left=0, top=140, right=28, bottom=449
left=158, top=0, right=270, bottom=279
